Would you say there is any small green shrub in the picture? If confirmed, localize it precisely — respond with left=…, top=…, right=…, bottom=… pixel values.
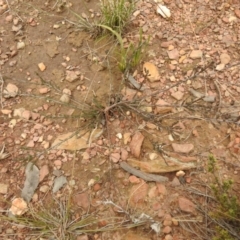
left=208, top=155, right=240, bottom=240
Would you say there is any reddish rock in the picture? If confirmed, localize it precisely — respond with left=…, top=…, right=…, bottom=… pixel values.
left=93, top=183, right=101, bottom=192
left=129, top=180, right=148, bottom=205
left=10, top=198, right=28, bottom=216
left=158, top=209, right=165, bottom=218
left=129, top=131, right=144, bottom=158
left=171, top=91, right=184, bottom=100
left=82, top=152, right=90, bottom=161
left=155, top=99, right=173, bottom=114
left=121, top=148, right=128, bottom=160
left=129, top=175, right=140, bottom=184
left=31, top=112, right=40, bottom=120
left=39, top=165, right=49, bottom=182
left=39, top=87, right=49, bottom=94
left=161, top=41, right=174, bottom=48
left=171, top=177, right=181, bottom=186
left=189, top=50, right=202, bottom=59
left=165, top=234, right=173, bottom=240
left=152, top=202, right=161, bottom=211
left=163, top=226, right=172, bottom=234
left=172, top=143, right=194, bottom=154
left=156, top=183, right=166, bottom=195
left=26, top=140, right=35, bottom=148
left=178, top=197, right=196, bottom=214
left=77, top=235, right=88, bottom=240
left=73, top=192, right=89, bottom=210
left=167, top=49, right=179, bottom=60
left=164, top=213, right=172, bottom=220
left=110, top=152, right=120, bottom=163
left=54, top=160, right=62, bottom=169
left=0, top=183, right=8, bottom=194
left=235, top=9, right=240, bottom=19
left=163, top=219, right=172, bottom=226
left=148, top=186, right=158, bottom=198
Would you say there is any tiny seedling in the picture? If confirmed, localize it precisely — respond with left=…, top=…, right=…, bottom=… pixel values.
left=118, top=29, right=149, bottom=72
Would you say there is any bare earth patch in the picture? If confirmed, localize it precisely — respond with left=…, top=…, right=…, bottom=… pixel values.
left=0, top=0, right=240, bottom=239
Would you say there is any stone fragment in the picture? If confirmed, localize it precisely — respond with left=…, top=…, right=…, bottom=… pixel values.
left=133, top=10, right=140, bottom=17
left=176, top=170, right=185, bottom=177
left=234, top=9, right=240, bottom=19
left=148, top=186, right=158, bottom=198
left=40, top=185, right=49, bottom=193
left=10, top=198, right=28, bottom=216
left=66, top=70, right=79, bottom=82
left=38, top=62, right=46, bottom=71
left=163, top=219, right=172, bottom=226
left=156, top=183, right=166, bottom=195
left=171, top=177, right=181, bottom=186
left=21, top=110, right=31, bottom=120
left=82, top=152, right=90, bottom=161
left=172, top=143, right=194, bottom=153
left=165, top=234, right=173, bottom=240
left=63, top=88, right=71, bottom=95
left=1, top=109, right=12, bottom=115
left=110, top=152, right=120, bottom=163
left=129, top=131, right=144, bottom=157
left=167, top=49, right=179, bottom=60
left=5, top=15, right=13, bottom=22
left=121, top=148, right=128, bottom=161
left=60, top=94, right=70, bottom=103
left=0, top=183, right=8, bottom=194
left=129, top=180, right=148, bottom=205
left=77, top=235, right=89, bottom=240
left=93, top=183, right=101, bottom=192
left=39, top=165, right=49, bottom=182
left=129, top=175, right=141, bottom=184
left=123, top=132, right=131, bottom=144
left=39, top=88, right=49, bottom=94
left=171, top=91, right=184, bottom=100
left=26, top=140, right=35, bottom=148
left=143, top=62, right=160, bottom=82
left=157, top=4, right=171, bottom=18
left=163, top=226, right=172, bottom=234
left=53, top=176, right=67, bottom=193
left=17, top=41, right=25, bottom=49
left=4, top=83, right=18, bottom=98
left=54, top=160, right=62, bottom=169
left=52, top=129, right=102, bottom=151
left=178, top=197, right=196, bottom=213
left=161, top=41, right=174, bottom=48
left=9, top=60, right=17, bottom=66
left=155, top=99, right=173, bottom=114
left=216, top=63, right=225, bottom=71
left=189, top=50, right=202, bottom=59
left=158, top=209, right=165, bottom=218
left=220, top=53, right=231, bottom=65
left=73, top=192, right=89, bottom=210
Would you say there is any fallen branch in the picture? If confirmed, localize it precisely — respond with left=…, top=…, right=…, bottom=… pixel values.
left=119, top=161, right=169, bottom=182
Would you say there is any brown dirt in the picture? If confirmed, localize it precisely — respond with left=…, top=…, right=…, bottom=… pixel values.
left=0, top=0, right=240, bottom=240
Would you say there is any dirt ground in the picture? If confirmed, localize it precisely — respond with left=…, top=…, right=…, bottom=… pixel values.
left=0, top=0, right=240, bottom=239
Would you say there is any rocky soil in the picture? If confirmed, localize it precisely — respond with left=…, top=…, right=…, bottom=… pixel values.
left=0, top=0, right=240, bottom=239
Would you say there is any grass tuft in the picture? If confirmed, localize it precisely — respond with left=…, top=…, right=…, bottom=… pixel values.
left=1, top=197, right=147, bottom=239
left=118, top=29, right=148, bottom=72
left=100, top=0, right=134, bottom=35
